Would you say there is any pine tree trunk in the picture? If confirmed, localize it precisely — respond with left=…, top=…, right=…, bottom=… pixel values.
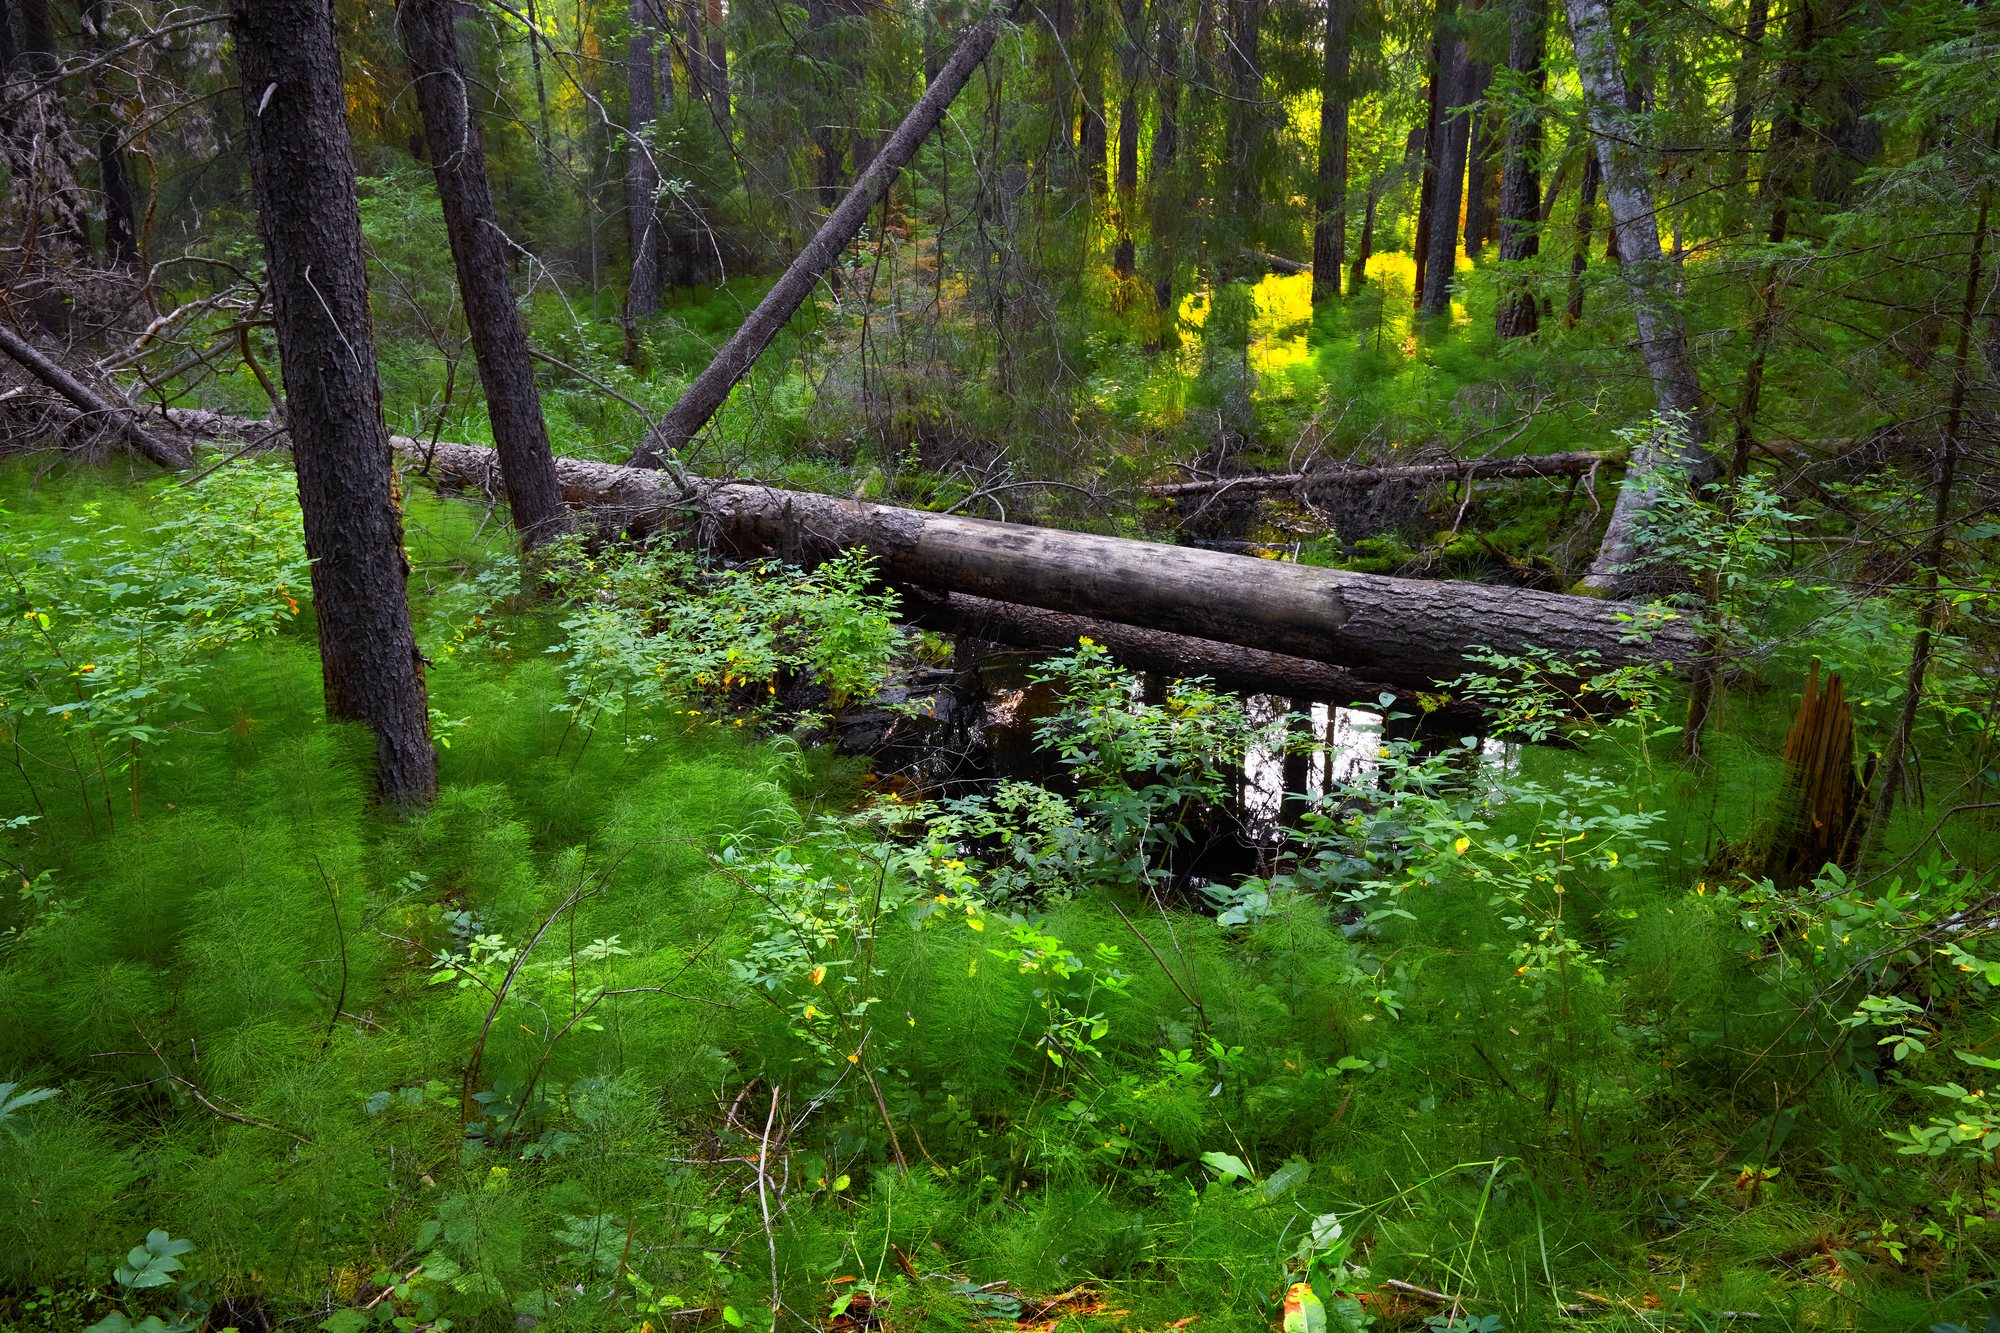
left=1563, top=0, right=1715, bottom=595
left=1412, top=44, right=1442, bottom=300
left=1419, top=6, right=1471, bottom=317
left=704, top=0, right=731, bottom=129
left=624, top=0, right=664, bottom=327
left=1113, top=0, right=1144, bottom=277
left=1726, top=0, right=1768, bottom=202
left=1311, top=0, right=1350, bottom=304
left=80, top=0, right=138, bottom=267
left=1494, top=0, right=1545, bottom=338
left=1461, top=62, right=1495, bottom=256
left=1224, top=0, right=1266, bottom=224
left=626, top=10, right=1013, bottom=468
left=1564, top=149, right=1598, bottom=324
left=230, top=0, right=438, bottom=805
left=1146, top=0, right=1183, bottom=339
left=399, top=0, right=569, bottom=550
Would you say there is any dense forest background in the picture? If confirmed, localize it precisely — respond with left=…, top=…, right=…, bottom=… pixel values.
left=1, top=0, right=1998, bottom=1330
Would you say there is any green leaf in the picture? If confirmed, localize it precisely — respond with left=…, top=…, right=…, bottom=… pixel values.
left=1200, top=1150, right=1253, bottom=1183
left=1260, top=1156, right=1312, bottom=1202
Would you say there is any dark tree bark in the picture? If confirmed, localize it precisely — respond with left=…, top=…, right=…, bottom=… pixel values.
left=5, top=0, right=88, bottom=301
left=1418, top=5, right=1471, bottom=317
left=1563, top=147, right=1599, bottom=324
left=703, top=0, right=731, bottom=130
left=1411, top=39, right=1442, bottom=299
left=80, top=0, right=137, bottom=267
left=230, top=0, right=438, bottom=805
left=1461, top=61, right=1496, bottom=256
left=1223, top=0, right=1266, bottom=221
left=1494, top=0, right=1545, bottom=338
left=624, top=0, right=665, bottom=326
left=1563, top=0, right=1715, bottom=595
left=399, top=0, right=569, bottom=549
left=627, top=11, right=1014, bottom=469
left=1726, top=0, right=1768, bottom=194
left=1311, top=0, right=1350, bottom=304
left=1113, top=0, right=1144, bottom=276
left=1349, top=187, right=1374, bottom=290
left=1146, top=0, right=1184, bottom=334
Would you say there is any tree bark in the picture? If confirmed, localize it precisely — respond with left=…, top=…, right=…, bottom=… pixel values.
left=1411, top=37, right=1442, bottom=300
left=703, top=0, right=730, bottom=130
left=1461, top=62, right=1496, bottom=256
left=80, top=0, right=137, bottom=267
left=1144, top=450, right=1609, bottom=496
left=230, top=0, right=438, bottom=806
left=399, top=0, right=569, bottom=549
left=1113, top=0, right=1144, bottom=276
left=623, top=0, right=664, bottom=326
left=1494, top=0, right=1545, bottom=338
left=0, top=321, right=190, bottom=467
left=1348, top=188, right=1374, bottom=290
left=1418, top=5, right=1471, bottom=317
left=902, top=589, right=1483, bottom=723
left=626, top=10, right=1015, bottom=469
left=1223, top=0, right=1266, bottom=221
left=1311, top=0, right=1350, bottom=304
left=1563, top=0, right=1715, bottom=595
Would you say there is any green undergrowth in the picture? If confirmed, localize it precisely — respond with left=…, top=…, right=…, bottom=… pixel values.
left=1, top=460, right=1995, bottom=1333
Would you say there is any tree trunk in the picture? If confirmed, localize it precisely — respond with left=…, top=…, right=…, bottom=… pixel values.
left=704, top=0, right=730, bottom=130
left=1461, top=62, right=1495, bottom=256
left=1112, top=0, right=1143, bottom=275
left=1144, top=450, right=1608, bottom=497
left=399, top=0, right=569, bottom=549
left=1146, top=0, right=1183, bottom=339
left=80, top=0, right=138, bottom=267
left=1412, top=41, right=1442, bottom=300
left=230, top=0, right=438, bottom=806
left=523, top=0, right=556, bottom=168
left=1563, top=0, right=1716, bottom=596
left=1726, top=0, right=1768, bottom=202
left=1564, top=148, right=1598, bottom=324
left=624, top=0, right=664, bottom=328
left=0, top=321, right=190, bottom=467
left=1311, top=0, right=1350, bottom=304
left=626, top=10, right=1015, bottom=469
left=1494, top=0, right=1545, bottom=338
left=903, top=589, right=1483, bottom=724
left=1418, top=6, right=1471, bottom=317
left=1224, top=0, right=1266, bottom=222
left=1348, top=188, right=1374, bottom=290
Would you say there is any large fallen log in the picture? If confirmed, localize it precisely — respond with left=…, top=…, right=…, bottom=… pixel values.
left=1145, top=450, right=1610, bottom=498
left=168, top=409, right=1693, bottom=691
left=900, top=587, right=1487, bottom=725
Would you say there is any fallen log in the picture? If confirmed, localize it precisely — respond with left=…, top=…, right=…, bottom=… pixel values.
left=900, top=587, right=1487, bottom=726
left=0, top=322, right=192, bottom=468
left=169, top=411, right=1694, bottom=691
left=1144, top=450, right=1610, bottom=498
left=625, top=7, right=1014, bottom=470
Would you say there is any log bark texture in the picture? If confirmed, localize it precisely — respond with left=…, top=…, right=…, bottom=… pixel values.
left=174, top=414, right=1691, bottom=691
left=901, top=588, right=1484, bottom=724
left=625, top=9, right=1012, bottom=469
left=1144, top=450, right=1609, bottom=497
left=231, top=0, right=438, bottom=805
left=399, top=0, right=569, bottom=548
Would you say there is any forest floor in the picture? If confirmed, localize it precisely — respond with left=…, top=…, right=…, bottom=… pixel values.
left=1, top=441, right=1993, bottom=1333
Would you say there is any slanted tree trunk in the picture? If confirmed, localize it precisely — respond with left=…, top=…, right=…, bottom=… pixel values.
left=399, top=0, right=569, bottom=549
left=230, top=0, right=438, bottom=806
left=1563, top=0, right=1714, bottom=595
left=1418, top=4, right=1471, bottom=317
left=1311, top=0, right=1350, bottom=304
left=1494, top=0, right=1545, bottom=338
left=624, top=0, right=665, bottom=331
left=0, top=322, right=190, bottom=466
left=626, top=10, right=1015, bottom=469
